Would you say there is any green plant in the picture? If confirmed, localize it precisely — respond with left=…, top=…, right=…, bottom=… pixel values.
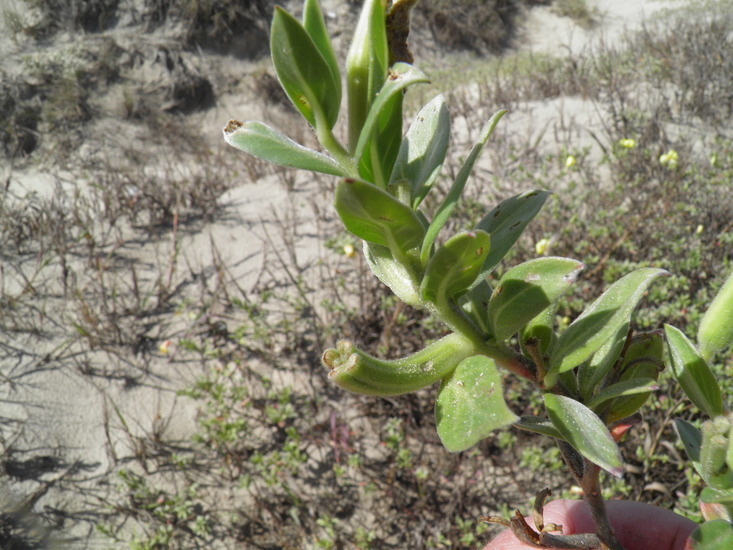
left=223, top=1, right=718, bottom=548
left=669, top=271, right=733, bottom=549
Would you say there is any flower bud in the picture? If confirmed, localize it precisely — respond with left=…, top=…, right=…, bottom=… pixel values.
left=346, top=0, right=388, bottom=151
left=323, top=333, right=475, bottom=396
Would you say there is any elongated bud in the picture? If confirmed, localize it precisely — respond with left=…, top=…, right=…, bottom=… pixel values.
left=700, top=420, right=733, bottom=489
left=346, top=0, right=388, bottom=151
left=322, top=333, right=475, bottom=396
left=698, top=271, right=733, bottom=360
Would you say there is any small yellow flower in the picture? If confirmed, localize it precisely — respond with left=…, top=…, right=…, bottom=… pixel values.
left=535, top=237, right=551, bottom=256
left=619, top=138, right=636, bottom=149
left=159, top=340, right=172, bottom=355
left=659, top=149, right=679, bottom=168
left=343, top=244, right=356, bottom=258
left=710, top=153, right=719, bottom=168
left=696, top=224, right=704, bottom=235
left=565, top=155, right=576, bottom=168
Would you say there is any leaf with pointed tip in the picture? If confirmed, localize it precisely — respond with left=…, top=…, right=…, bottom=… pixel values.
left=587, top=378, right=659, bottom=411
left=420, top=110, right=506, bottom=266
left=303, top=0, right=341, bottom=110
left=476, top=190, right=551, bottom=279
left=388, top=94, right=451, bottom=208
left=271, top=7, right=341, bottom=129
left=516, top=416, right=564, bottom=440
left=665, top=324, right=724, bottom=418
left=577, top=323, right=629, bottom=401
left=436, top=355, right=518, bottom=452
left=675, top=418, right=702, bottom=464
left=223, top=120, right=346, bottom=176
left=699, top=271, right=733, bottom=361
left=604, top=331, right=664, bottom=423
left=335, top=178, right=425, bottom=255
left=488, top=257, right=583, bottom=341
left=548, top=268, right=667, bottom=375
left=521, top=305, right=557, bottom=365
left=421, top=231, right=491, bottom=303
left=358, top=92, right=403, bottom=188
left=544, top=393, right=623, bottom=477
left=354, top=63, right=429, bottom=178
left=363, top=242, right=422, bottom=307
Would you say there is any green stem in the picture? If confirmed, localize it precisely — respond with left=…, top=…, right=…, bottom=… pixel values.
left=429, top=297, right=537, bottom=383
left=314, top=110, right=354, bottom=176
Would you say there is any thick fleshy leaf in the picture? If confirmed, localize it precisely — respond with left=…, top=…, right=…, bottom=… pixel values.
left=700, top=489, right=733, bottom=524
left=436, top=355, right=518, bottom=452
left=516, top=416, right=564, bottom=440
left=690, top=520, right=733, bottom=550
left=675, top=418, right=703, bottom=464
left=421, top=231, right=491, bottom=303
left=388, top=94, right=451, bottom=208
left=544, top=393, right=623, bottom=476
left=354, top=63, right=430, bottom=178
left=363, top=242, right=421, bottom=307
left=476, top=190, right=551, bottom=278
left=271, top=7, right=340, bottom=129
left=665, top=324, right=724, bottom=417
left=549, top=268, right=667, bottom=375
left=358, top=92, right=403, bottom=188
left=520, top=305, right=557, bottom=365
left=335, top=178, right=425, bottom=255
left=576, top=323, right=629, bottom=400
left=701, top=488, right=733, bottom=507
left=603, top=331, right=664, bottom=423
left=488, top=257, right=583, bottom=341
left=303, top=0, right=341, bottom=110
left=223, top=120, right=346, bottom=176
left=420, top=110, right=507, bottom=266
left=587, top=378, right=659, bottom=411
left=699, top=271, right=733, bottom=361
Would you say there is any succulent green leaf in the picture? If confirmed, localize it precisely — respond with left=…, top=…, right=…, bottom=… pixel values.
left=363, top=242, right=421, bottom=307
left=516, top=416, right=565, bottom=440
left=420, top=110, right=506, bottom=266
left=223, top=120, right=346, bottom=176
left=476, top=190, right=551, bottom=278
left=435, top=355, right=518, bottom=452
left=388, top=94, right=451, bottom=208
left=354, top=63, right=430, bottom=176
left=699, top=271, right=733, bottom=361
left=358, top=92, right=404, bottom=188
left=488, top=257, right=584, bottom=341
left=323, top=333, right=475, bottom=396
left=271, top=7, right=341, bottom=129
left=335, top=178, right=425, bottom=255
left=459, top=279, right=493, bottom=335
left=603, top=331, right=664, bottom=423
left=421, top=231, right=491, bottom=303
left=544, top=393, right=623, bottom=477
left=576, top=323, right=629, bottom=401
left=587, top=378, right=659, bottom=411
left=701, top=488, right=733, bottom=507
left=665, top=324, right=724, bottom=418
left=675, top=418, right=703, bottom=464
left=690, top=520, right=733, bottom=550
left=303, top=0, right=341, bottom=110
left=549, top=268, right=667, bottom=375
left=520, top=305, right=557, bottom=365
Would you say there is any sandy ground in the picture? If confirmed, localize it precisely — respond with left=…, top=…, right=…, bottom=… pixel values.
left=0, top=0, right=693, bottom=547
